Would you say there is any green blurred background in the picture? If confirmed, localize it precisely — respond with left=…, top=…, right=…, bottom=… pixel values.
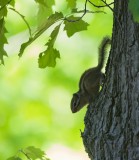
left=0, top=0, right=112, bottom=159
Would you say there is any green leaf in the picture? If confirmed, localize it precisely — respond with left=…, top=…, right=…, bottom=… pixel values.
left=46, top=24, right=61, bottom=47
left=18, top=37, right=33, bottom=57
left=19, top=12, right=63, bottom=57
left=7, top=156, right=22, bottom=160
left=35, top=0, right=55, bottom=7
left=35, top=0, right=47, bottom=6
left=45, top=0, right=55, bottom=7
left=0, top=7, right=7, bottom=18
left=0, top=0, right=12, bottom=18
left=36, top=0, right=55, bottom=26
left=64, top=16, right=89, bottom=37
left=37, top=4, right=53, bottom=26
left=38, top=24, right=61, bottom=68
left=0, top=0, right=10, bottom=6
left=24, top=146, right=45, bottom=160
left=129, top=0, right=139, bottom=22
left=0, top=18, right=8, bottom=64
left=39, top=48, right=60, bottom=68
left=66, top=0, right=76, bottom=9
left=10, top=0, right=15, bottom=7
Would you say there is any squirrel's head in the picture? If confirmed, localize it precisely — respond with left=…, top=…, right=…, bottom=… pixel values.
left=70, top=91, right=88, bottom=113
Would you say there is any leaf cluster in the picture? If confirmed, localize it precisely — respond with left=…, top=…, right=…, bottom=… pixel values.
left=0, top=0, right=91, bottom=67
left=0, top=0, right=118, bottom=67
left=0, top=0, right=15, bottom=64
left=7, top=146, right=50, bottom=160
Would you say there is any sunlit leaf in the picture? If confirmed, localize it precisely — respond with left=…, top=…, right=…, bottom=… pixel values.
left=46, top=24, right=61, bottom=47
left=34, top=0, right=55, bottom=7
left=129, top=0, right=139, bottom=22
left=0, top=7, right=7, bottom=18
left=10, top=0, right=15, bottom=6
left=64, top=16, right=89, bottom=37
left=34, top=0, right=47, bottom=6
left=7, top=156, right=22, bottom=160
left=36, top=0, right=55, bottom=25
left=0, top=0, right=15, bottom=7
left=24, top=146, right=46, bottom=160
left=34, top=11, right=63, bottom=34
left=37, top=4, right=53, bottom=25
left=39, top=48, right=60, bottom=68
left=18, top=37, right=33, bottom=57
left=0, top=18, right=8, bottom=64
left=66, top=0, right=76, bottom=9
left=19, top=12, right=63, bottom=57
left=45, top=0, right=55, bottom=7
left=0, top=0, right=10, bottom=6
left=38, top=24, right=61, bottom=68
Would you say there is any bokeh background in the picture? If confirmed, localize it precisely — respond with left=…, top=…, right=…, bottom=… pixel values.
left=0, top=0, right=112, bottom=159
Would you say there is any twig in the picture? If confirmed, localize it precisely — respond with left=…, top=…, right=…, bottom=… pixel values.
left=64, top=0, right=88, bottom=22
left=101, top=0, right=114, bottom=12
left=100, top=0, right=122, bottom=32
left=9, top=7, right=32, bottom=37
left=73, top=9, right=106, bottom=14
left=88, top=0, right=114, bottom=8
left=88, top=0, right=122, bottom=33
left=64, top=0, right=106, bottom=22
left=20, top=149, right=32, bottom=160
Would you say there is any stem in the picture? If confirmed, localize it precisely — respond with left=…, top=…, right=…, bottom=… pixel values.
left=64, top=0, right=106, bottom=23
left=20, top=149, right=32, bottom=160
left=9, top=7, right=32, bottom=37
left=64, top=0, right=88, bottom=22
left=101, top=0, right=114, bottom=12
left=88, top=0, right=114, bottom=8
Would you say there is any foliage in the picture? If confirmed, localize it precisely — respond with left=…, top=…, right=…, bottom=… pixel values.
left=67, top=0, right=76, bottom=9
left=129, top=0, right=139, bottom=22
left=0, top=0, right=113, bottom=68
left=0, top=18, right=8, bottom=64
left=38, top=24, right=61, bottom=68
left=7, top=146, right=50, bottom=160
left=0, top=0, right=89, bottom=67
left=64, top=16, right=89, bottom=37
left=0, top=0, right=14, bottom=64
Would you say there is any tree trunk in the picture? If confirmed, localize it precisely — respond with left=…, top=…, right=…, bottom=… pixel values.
left=82, top=0, right=139, bottom=159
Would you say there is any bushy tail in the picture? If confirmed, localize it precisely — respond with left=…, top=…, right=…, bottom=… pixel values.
left=97, top=36, right=111, bottom=70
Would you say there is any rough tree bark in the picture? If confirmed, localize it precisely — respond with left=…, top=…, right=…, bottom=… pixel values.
left=82, top=0, right=139, bottom=160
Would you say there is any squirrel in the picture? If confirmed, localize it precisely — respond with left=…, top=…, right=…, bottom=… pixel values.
left=70, top=37, right=111, bottom=113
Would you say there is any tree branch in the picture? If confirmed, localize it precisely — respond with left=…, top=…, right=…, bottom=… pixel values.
left=101, top=0, right=114, bottom=12
left=72, top=9, right=106, bottom=14
left=88, top=0, right=114, bottom=8
left=64, top=0, right=106, bottom=23
left=64, top=0, right=88, bottom=22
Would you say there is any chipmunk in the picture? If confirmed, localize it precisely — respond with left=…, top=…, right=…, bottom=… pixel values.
left=70, top=37, right=111, bottom=113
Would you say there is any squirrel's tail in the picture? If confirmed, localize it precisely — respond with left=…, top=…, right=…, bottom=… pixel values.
left=97, top=36, right=111, bottom=70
